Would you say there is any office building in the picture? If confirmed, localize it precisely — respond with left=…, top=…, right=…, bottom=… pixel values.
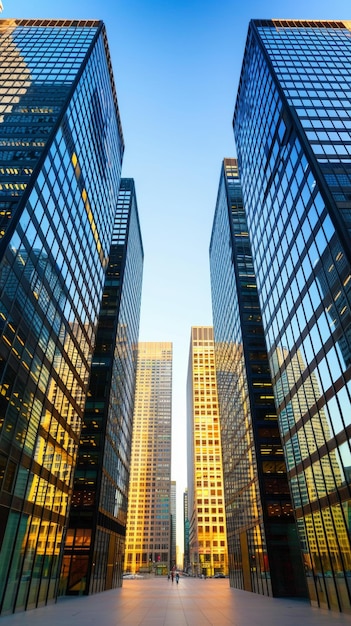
left=233, top=19, right=351, bottom=612
left=62, top=179, right=143, bottom=595
left=0, top=19, right=124, bottom=614
left=183, top=489, right=190, bottom=572
left=186, top=326, right=228, bottom=577
left=170, top=480, right=176, bottom=569
left=124, top=342, right=172, bottom=575
left=209, top=158, right=307, bottom=597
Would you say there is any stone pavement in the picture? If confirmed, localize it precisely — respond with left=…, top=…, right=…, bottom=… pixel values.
left=1, top=577, right=351, bottom=626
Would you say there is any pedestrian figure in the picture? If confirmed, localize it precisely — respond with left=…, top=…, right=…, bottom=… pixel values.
left=171, top=571, right=174, bottom=583
left=176, top=573, right=179, bottom=584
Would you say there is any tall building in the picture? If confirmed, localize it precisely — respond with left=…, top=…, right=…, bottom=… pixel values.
left=63, top=179, right=143, bottom=595
left=233, top=19, right=351, bottom=612
left=183, top=489, right=190, bottom=572
left=124, top=342, right=172, bottom=575
left=0, top=19, right=124, bottom=614
left=186, top=326, right=228, bottom=577
left=170, top=480, right=176, bottom=569
left=209, top=158, right=307, bottom=597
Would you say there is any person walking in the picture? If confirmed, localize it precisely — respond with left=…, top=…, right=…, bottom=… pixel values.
left=171, top=571, right=174, bottom=583
left=176, top=573, right=179, bottom=584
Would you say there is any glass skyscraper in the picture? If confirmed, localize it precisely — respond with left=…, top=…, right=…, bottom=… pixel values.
left=124, top=342, right=172, bottom=576
left=0, top=19, right=123, bottom=614
left=209, top=159, right=306, bottom=597
left=234, top=19, right=351, bottom=612
left=63, top=179, right=143, bottom=595
left=187, top=327, right=228, bottom=578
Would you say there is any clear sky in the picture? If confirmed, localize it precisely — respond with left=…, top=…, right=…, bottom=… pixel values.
left=3, top=0, right=351, bottom=552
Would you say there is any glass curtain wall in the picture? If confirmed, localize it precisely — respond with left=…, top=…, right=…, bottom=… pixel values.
left=210, top=159, right=306, bottom=597
left=234, top=19, right=351, bottom=612
left=0, top=19, right=123, bottom=614
left=63, top=179, right=143, bottom=596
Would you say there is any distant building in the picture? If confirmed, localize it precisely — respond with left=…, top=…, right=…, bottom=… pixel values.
left=187, top=327, right=228, bottom=577
left=170, top=481, right=176, bottom=569
left=124, top=343, right=172, bottom=575
left=183, top=489, right=190, bottom=572
left=0, top=19, right=123, bottom=614
left=63, top=179, right=143, bottom=595
left=209, top=158, right=307, bottom=597
left=233, top=19, right=351, bottom=612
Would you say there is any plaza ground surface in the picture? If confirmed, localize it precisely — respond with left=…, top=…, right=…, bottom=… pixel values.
left=2, top=576, right=351, bottom=625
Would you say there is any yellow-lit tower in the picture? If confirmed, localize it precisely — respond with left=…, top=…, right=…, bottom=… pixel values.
left=187, top=326, right=228, bottom=577
left=124, top=342, right=172, bottom=575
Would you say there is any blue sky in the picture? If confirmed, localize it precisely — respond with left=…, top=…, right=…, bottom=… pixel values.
left=3, top=0, right=351, bottom=550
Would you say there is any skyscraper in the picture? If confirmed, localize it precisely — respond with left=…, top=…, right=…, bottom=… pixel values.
left=234, top=19, right=351, bottom=612
left=183, top=488, right=190, bottom=573
left=209, top=158, right=307, bottom=597
left=187, top=326, right=228, bottom=578
left=63, top=179, right=143, bottom=595
left=0, top=19, right=123, bottom=614
left=124, top=342, right=172, bottom=575
left=170, top=480, right=176, bottom=569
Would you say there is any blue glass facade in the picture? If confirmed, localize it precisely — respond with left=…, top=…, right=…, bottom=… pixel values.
left=234, top=20, right=351, bottom=612
left=210, top=159, right=306, bottom=597
left=0, top=19, right=124, bottom=613
left=63, top=179, right=143, bottom=595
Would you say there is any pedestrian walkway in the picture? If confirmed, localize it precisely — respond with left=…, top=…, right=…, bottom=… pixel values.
left=1, top=577, right=351, bottom=626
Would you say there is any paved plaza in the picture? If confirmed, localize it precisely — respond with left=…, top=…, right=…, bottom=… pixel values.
left=1, top=577, right=351, bottom=626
